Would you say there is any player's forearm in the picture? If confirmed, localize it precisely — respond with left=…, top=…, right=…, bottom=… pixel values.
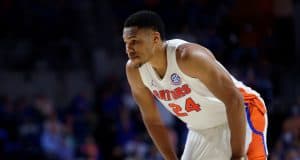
left=225, top=94, right=246, bottom=158
left=143, top=120, right=178, bottom=160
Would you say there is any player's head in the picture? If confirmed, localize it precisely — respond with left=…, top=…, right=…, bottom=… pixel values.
left=123, top=10, right=165, bottom=67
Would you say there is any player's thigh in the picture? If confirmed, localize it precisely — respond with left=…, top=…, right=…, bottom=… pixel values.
left=181, top=124, right=231, bottom=160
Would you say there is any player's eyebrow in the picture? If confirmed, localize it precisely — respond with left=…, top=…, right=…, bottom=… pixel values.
left=127, top=35, right=137, bottom=39
left=123, top=35, right=137, bottom=43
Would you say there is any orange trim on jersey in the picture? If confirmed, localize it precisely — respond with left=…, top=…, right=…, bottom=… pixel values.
left=238, top=88, right=268, bottom=159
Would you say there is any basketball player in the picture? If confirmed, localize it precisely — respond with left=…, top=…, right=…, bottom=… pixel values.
left=123, top=10, right=268, bottom=160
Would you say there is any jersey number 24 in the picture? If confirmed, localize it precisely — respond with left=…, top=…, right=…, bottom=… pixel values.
left=168, top=97, right=201, bottom=117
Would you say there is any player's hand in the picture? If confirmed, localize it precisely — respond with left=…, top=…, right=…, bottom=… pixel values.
left=165, top=157, right=178, bottom=160
left=166, top=156, right=179, bottom=160
left=231, top=156, right=247, bottom=160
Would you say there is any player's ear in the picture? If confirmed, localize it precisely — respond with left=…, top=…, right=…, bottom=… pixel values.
left=153, top=31, right=161, bottom=44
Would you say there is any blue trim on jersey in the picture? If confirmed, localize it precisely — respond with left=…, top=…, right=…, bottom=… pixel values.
left=245, top=103, right=267, bottom=156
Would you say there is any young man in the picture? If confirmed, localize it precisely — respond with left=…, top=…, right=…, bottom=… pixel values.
left=123, top=10, right=268, bottom=160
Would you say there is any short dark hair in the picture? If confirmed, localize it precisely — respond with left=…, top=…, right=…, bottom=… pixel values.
left=124, top=10, right=165, bottom=40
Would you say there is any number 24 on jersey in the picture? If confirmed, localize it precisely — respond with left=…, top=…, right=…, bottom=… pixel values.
left=168, top=97, right=201, bottom=117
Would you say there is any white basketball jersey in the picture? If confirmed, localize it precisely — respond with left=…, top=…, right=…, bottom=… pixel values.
left=138, top=39, right=260, bottom=130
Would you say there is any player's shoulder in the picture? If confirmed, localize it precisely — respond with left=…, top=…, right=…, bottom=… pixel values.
left=126, top=60, right=139, bottom=76
left=126, top=60, right=137, bottom=70
left=126, top=60, right=146, bottom=89
left=176, top=42, right=216, bottom=62
left=174, top=41, right=218, bottom=78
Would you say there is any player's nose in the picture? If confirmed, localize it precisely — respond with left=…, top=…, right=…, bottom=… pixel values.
left=126, top=45, right=134, bottom=54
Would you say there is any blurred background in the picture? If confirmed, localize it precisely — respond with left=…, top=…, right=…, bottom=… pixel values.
left=0, top=0, right=299, bottom=159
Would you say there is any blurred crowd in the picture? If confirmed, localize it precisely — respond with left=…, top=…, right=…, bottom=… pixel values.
left=0, top=0, right=299, bottom=159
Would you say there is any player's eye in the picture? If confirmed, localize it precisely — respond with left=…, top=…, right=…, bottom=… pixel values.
left=131, top=40, right=136, bottom=45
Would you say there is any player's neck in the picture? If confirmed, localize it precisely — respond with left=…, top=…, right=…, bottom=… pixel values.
left=149, top=42, right=167, bottom=78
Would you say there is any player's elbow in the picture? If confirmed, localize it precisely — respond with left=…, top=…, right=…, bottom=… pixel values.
left=223, top=89, right=244, bottom=112
left=142, top=115, right=163, bottom=126
left=137, top=107, right=163, bottom=126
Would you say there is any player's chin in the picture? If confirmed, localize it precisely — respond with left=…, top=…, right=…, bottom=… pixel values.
left=130, top=59, right=142, bottom=68
left=133, top=61, right=144, bottom=68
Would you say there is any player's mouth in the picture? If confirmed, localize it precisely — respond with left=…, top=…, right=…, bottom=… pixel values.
left=130, top=56, right=139, bottom=59
left=128, top=53, right=139, bottom=60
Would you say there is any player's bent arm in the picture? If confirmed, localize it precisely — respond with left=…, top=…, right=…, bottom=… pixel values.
left=125, top=61, right=178, bottom=160
left=177, top=44, right=246, bottom=159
